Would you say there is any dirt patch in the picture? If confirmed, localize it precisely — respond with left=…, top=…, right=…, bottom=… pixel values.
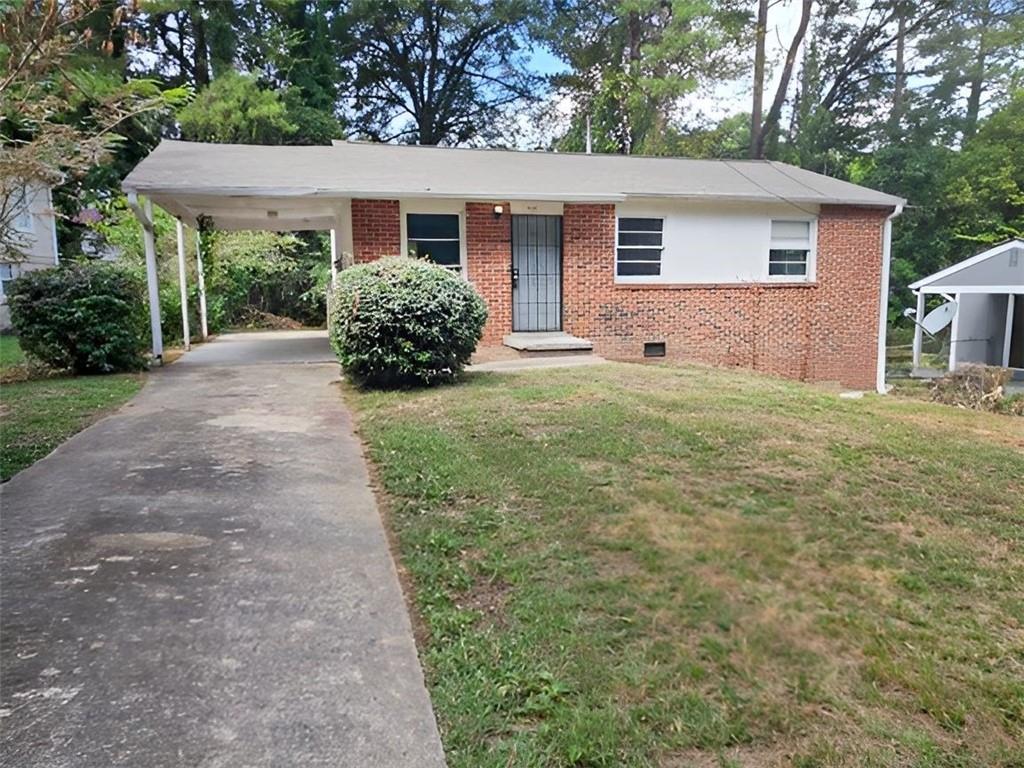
left=458, top=577, right=512, bottom=628
left=470, top=345, right=521, bottom=364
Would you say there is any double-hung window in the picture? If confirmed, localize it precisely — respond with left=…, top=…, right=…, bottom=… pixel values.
left=406, top=213, right=461, bottom=271
left=11, top=186, right=33, bottom=233
left=768, top=220, right=812, bottom=279
left=0, top=263, right=19, bottom=297
left=616, top=217, right=664, bottom=277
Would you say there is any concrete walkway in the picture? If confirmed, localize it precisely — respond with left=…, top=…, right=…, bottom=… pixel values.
left=0, top=331, right=446, bottom=767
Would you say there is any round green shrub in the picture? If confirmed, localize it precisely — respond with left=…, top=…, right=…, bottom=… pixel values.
left=7, top=262, right=148, bottom=374
left=329, top=257, right=488, bottom=387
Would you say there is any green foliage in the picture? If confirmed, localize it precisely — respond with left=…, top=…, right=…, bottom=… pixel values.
left=343, top=0, right=542, bottom=144
left=176, top=71, right=342, bottom=146
left=329, top=257, right=487, bottom=387
left=177, top=72, right=297, bottom=144
left=945, top=88, right=1024, bottom=244
left=547, top=0, right=750, bottom=154
left=7, top=262, right=148, bottom=374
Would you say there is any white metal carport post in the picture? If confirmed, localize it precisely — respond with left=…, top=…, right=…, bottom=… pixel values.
left=330, top=200, right=354, bottom=289
left=128, top=193, right=163, bottom=362
left=175, top=219, right=191, bottom=351
left=911, top=290, right=925, bottom=370
left=195, top=230, right=209, bottom=340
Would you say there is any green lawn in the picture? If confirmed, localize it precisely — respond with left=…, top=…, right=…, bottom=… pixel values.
left=0, top=334, right=26, bottom=369
left=349, top=362, right=1024, bottom=768
left=1, top=337, right=142, bottom=480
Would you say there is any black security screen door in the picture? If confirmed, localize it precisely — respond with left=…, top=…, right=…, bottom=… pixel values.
left=511, top=215, right=562, bottom=332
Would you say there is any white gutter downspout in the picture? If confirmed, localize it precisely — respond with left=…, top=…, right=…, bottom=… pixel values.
left=876, top=203, right=904, bottom=394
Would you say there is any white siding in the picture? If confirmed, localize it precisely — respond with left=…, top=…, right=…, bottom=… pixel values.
left=614, top=200, right=818, bottom=285
left=1, top=183, right=59, bottom=329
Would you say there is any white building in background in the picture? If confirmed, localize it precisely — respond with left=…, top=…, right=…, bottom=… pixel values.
left=1, top=182, right=60, bottom=329
left=909, top=239, right=1024, bottom=376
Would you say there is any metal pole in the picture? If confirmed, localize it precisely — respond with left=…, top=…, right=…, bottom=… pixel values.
left=129, top=193, right=164, bottom=362
left=175, top=219, right=191, bottom=351
left=911, top=291, right=924, bottom=371
left=195, top=230, right=209, bottom=341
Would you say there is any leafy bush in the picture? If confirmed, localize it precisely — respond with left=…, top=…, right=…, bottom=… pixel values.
left=329, top=257, right=488, bottom=387
left=7, top=262, right=148, bottom=373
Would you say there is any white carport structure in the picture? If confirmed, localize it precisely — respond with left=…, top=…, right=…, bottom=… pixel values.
left=908, top=239, right=1024, bottom=374
left=123, top=144, right=356, bottom=362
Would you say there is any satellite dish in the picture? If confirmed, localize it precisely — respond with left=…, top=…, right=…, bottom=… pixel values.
left=921, top=301, right=957, bottom=336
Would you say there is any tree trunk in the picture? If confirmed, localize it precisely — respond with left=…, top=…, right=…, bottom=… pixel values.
left=964, top=37, right=987, bottom=138
left=750, top=0, right=769, bottom=158
left=755, top=0, right=813, bottom=159
left=192, top=1, right=210, bottom=89
left=889, top=11, right=906, bottom=137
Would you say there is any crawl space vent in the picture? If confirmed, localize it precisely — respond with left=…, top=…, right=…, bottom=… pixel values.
left=643, top=342, right=666, bottom=358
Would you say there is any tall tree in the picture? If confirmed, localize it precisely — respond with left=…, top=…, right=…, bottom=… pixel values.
left=750, top=0, right=812, bottom=159
left=749, top=0, right=768, bottom=158
left=547, top=0, right=750, bottom=155
left=340, top=0, right=543, bottom=145
left=919, top=0, right=1024, bottom=138
left=0, top=0, right=184, bottom=259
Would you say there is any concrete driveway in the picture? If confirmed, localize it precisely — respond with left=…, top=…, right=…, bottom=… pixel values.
left=0, top=331, right=446, bottom=767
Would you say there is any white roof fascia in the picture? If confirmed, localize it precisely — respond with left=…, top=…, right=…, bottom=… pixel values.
left=918, top=284, right=1024, bottom=294
left=908, top=239, right=1024, bottom=290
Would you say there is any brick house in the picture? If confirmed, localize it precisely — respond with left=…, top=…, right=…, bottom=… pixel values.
left=123, top=140, right=905, bottom=391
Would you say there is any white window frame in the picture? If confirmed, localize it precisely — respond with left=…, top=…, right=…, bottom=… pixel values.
left=0, top=262, right=20, bottom=299
left=399, top=200, right=467, bottom=276
left=615, top=215, right=665, bottom=282
left=11, top=186, right=34, bottom=234
left=767, top=218, right=817, bottom=282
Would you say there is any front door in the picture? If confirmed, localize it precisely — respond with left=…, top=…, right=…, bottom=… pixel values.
left=511, top=214, right=562, bottom=332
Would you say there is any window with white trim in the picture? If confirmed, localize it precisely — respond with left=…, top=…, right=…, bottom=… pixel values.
left=11, top=186, right=33, bottom=233
left=769, top=220, right=811, bottom=278
left=616, top=217, right=664, bottom=277
left=406, top=213, right=461, bottom=270
left=0, top=263, right=19, bottom=297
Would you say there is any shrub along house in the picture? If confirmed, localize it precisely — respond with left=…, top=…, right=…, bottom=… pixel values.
left=123, top=140, right=904, bottom=391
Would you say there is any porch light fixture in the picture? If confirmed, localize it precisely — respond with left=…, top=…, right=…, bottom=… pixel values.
left=492, top=204, right=504, bottom=217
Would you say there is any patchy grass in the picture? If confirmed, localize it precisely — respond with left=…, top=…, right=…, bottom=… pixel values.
left=1, top=374, right=142, bottom=481
left=348, top=362, right=1024, bottom=768
left=0, top=335, right=26, bottom=369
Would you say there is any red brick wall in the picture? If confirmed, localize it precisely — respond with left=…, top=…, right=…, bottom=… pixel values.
left=561, top=203, right=888, bottom=390
left=351, top=199, right=400, bottom=262
left=348, top=198, right=889, bottom=389
left=466, top=202, right=512, bottom=343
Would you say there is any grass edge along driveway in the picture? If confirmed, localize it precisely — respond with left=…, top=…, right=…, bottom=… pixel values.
left=348, top=361, right=1024, bottom=768
left=1, top=338, right=142, bottom=481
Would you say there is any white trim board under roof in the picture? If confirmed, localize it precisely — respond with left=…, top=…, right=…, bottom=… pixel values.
left=122, top=140, right=905, bottom=220
left=909, top=239, right=1024, bottom=293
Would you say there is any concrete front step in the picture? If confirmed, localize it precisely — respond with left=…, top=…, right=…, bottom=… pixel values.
left=469, top=355, right=607, bottom=373
left=502, top=331, right=594, bottom=355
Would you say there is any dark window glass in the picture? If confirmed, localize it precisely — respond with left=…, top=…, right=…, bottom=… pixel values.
left=407, top=213, right=459, bottom=240
left=411, top=239, right=460, bottom=266
left=617, top=261, right=661, bottom=276
left=616, top=247, right=662, bottom=262
left=618, top=231, right=663, bottom=246
left=616, top=217, right=664, bottom=278
left=768, top=249, right=808, bottom=276
left=618, top=217, right=663, bottom=232
left=644, top=342, right=666, bottom=357
left=769, top=248, right=808, bottom=263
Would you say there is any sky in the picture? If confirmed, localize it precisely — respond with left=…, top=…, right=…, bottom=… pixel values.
left=520, top=0, right=810, bottom=148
